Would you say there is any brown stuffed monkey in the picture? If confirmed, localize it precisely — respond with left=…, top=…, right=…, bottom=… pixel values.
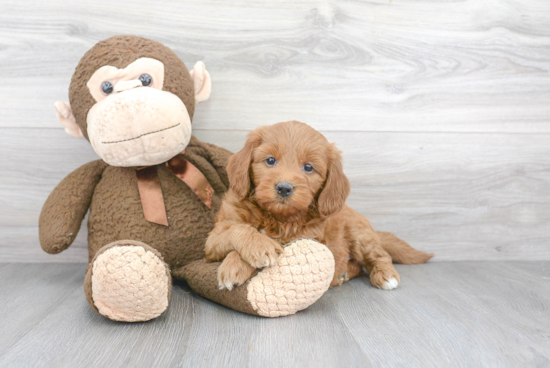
left=39, top=35, right=335, bottom=321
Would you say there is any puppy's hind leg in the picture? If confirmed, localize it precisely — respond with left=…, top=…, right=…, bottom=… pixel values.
left=333, top=260, right=363, bottom=286
left=350, top=228, right=401, bottom=290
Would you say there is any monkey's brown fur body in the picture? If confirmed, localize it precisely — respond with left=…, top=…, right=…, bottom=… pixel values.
left=40, top=36, right=335, bottom=321
left=40, top=139, right=229, bottom=265
left=40, top=138, right=234, bottom=315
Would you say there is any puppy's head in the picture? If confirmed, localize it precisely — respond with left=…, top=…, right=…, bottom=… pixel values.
left=227, top=121, right=350, bottom=218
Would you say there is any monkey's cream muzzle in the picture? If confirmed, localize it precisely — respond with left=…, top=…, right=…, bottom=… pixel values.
left=82, top=57, right=192, bottom=167
left=113, top=79, right=143, bottom=93
left=87, top=86, right=191, bottom=167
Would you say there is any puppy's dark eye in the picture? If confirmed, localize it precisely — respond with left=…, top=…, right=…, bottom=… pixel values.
left=303, top=163, right=314, bottom=173
left=101, top=81, right=114, bottom=95
left=139, top=74, right=152, bottom=87
left=265, top=157, right=277, bottom=166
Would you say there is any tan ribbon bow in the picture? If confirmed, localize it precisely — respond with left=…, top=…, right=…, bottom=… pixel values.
left=136, top=150, right=214, bottom=226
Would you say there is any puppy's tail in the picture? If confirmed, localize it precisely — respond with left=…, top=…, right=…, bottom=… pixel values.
left=376, top=231, right=434, bottom=264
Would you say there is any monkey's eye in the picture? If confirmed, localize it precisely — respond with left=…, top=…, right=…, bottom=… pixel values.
left=265, top=157, right=277, bottom=166
left=139, top=74, right=152, bottom=87
left=101, top=81, right=114, bottom=95
left=303, top=163, right=314, bottom=173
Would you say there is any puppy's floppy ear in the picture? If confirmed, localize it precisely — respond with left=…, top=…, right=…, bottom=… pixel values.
left=227, top=130, right=262, bottom=200
left=317, top=144, right=350, bottom=217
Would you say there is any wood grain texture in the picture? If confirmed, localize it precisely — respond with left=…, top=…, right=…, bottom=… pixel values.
left=0, top=0, right=549, bottom=132
left=1, top=128, right=549, bottom=262
left=0, top=263, right=84, bottom=357
left=1, top=0, right=550, bottom=262
left=0, top=262, right=548, bottom=367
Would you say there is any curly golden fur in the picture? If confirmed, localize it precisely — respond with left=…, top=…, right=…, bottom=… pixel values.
left=205, top=121, right=433, bottom=290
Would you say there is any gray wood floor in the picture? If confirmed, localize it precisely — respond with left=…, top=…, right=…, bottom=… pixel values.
left=1, top=262, right=548, bottom=368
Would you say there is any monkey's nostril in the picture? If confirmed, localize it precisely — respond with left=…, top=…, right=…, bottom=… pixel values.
left=275, top=182, right=294, bottom=198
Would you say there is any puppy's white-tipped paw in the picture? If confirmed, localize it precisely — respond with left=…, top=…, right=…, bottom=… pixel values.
left=217, top=252, right=256, bottom=291
left=369, top=268, right=400, bottom=290
left=218, top=281, right=234, bottom=291
left=381, top=277, right=399, bottom=290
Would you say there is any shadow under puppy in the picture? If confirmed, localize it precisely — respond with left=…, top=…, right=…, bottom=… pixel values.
left=205, top=121, right=433, bottom=290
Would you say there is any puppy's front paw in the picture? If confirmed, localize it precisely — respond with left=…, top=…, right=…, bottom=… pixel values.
left=240, top=237, right=284, bottom=269
left=217, top=251, right=256, bottom=291
left=369, top=267, right=401, bottom=290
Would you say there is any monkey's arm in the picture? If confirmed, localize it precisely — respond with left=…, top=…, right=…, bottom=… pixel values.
left=39, top=160, right=108, bottom=254
left=200, top=141, right=232, bottom=189
left=186, top=136, right=233, bottom=191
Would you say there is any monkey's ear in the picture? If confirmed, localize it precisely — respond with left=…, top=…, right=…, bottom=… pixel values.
left=54, top=101, right=83, bottom=138
left=189, top=61, right=211, bottom=104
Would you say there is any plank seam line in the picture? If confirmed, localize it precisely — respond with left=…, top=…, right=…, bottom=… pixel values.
left=3, top=127, right=550, bottom=135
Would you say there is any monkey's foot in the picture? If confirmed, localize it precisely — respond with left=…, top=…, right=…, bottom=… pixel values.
left=246, top=239, right=335, bottom=317
left=84, top=240, right=172, bottom=322
left=179, top=239, right=335, bottom=317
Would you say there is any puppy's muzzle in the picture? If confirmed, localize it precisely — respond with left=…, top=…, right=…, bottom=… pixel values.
left=276, top=182, right=294, bottom=198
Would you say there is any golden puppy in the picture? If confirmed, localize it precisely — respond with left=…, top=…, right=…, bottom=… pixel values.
left=205, top=121, right=433, bottom=290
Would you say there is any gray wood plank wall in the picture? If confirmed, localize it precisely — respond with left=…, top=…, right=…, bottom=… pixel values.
left=1, top=0, right=549, bottom=262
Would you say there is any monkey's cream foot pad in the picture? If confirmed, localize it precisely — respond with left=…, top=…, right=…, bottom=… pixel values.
left=91, top=245, right=170, bottom=322
left=247, top=239, right=335, bottom=317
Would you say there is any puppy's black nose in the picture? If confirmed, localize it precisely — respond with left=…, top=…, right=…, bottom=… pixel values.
left=276, top=182, right=294, bottom=197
